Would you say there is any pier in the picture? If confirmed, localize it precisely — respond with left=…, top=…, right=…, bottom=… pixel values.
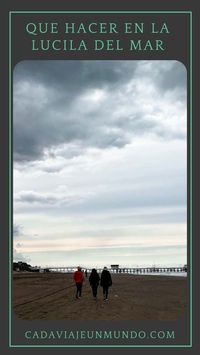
left=42, top=265, right=187, bottom=274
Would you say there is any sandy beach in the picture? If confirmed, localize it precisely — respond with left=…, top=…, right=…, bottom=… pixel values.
left=13, top=272, right=188, bottom=320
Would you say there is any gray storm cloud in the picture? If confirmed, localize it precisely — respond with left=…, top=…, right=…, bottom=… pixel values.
left=13, top=60, right=186, bottom=163
left=13, top=223, right=23, bottom=237
left=13, top=60, right=187, bottom=267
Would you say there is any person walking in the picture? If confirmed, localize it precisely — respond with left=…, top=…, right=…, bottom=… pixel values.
left=100, top=266, right=112, bottom=301
left=89, top=268, right=100, bottom=299
left=73, top=266, right=84, bottom=299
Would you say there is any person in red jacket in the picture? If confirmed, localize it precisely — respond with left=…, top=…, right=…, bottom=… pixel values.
left=73, top=266, right=84, bottom=299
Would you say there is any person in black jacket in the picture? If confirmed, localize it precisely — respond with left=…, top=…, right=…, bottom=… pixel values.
left=89, top=268, right=100, bottom=299
left=100, top=266, right=112, bottom=301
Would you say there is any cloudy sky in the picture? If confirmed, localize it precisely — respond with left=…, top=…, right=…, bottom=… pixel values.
left=13, top=60, right=187, bottom=268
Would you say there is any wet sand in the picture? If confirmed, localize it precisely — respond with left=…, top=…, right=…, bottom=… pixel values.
left=13, top=272, right=188, bottom=320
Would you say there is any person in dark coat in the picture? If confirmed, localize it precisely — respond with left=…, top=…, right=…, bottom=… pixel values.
left=89, top=268, right=100, bottom=299
left=100, top=266, right=112, bottom=301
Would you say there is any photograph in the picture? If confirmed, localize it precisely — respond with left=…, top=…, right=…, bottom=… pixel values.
left=13, top=60, right=188, bottom=320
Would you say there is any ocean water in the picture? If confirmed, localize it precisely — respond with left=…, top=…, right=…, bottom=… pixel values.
left=132, top=272, right=187, bottom=277
left=108, top=271, right=187, bottom=277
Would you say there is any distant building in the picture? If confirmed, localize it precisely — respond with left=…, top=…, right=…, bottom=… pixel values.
left=39, top=268, right=50, bottom=273
left=29, top=266, right=40, bottom=272
left=111, top=264, right=119, bottom=269
left=13, top=261, right=40, bottom=272
left=44, top=268, right=50, bottom=273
